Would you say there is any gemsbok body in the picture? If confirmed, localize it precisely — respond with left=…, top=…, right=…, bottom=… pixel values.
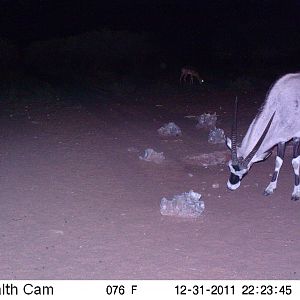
left=226, top=73, right=300, bottom=201
left=180, top=66, right=204, bottom=85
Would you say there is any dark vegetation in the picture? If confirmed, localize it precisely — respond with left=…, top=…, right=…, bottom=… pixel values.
left=1, top=1, right=300, bottom=108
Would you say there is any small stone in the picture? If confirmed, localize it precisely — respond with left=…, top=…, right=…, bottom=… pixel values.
left=212, top=183, right=220, bottom=189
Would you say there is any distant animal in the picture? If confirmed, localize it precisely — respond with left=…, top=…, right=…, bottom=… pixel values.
left=180, top=66, right=204, bottom=85
left=226, top=73, right=300, bottom=201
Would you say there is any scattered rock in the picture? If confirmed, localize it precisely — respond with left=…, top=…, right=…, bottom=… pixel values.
left=139, top=148, right=165, bottom=164
left=158, top=122, right=182, bottom=137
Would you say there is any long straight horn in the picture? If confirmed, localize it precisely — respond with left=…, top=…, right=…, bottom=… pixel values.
left=241, top=112, right=276, bottom=168
left=231, top=97, right=238, bottom=164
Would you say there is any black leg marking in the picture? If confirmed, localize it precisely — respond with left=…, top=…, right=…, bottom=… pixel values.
left=291, top=138, right=300, bottom=201
left=264, top=142, right=286, bottom=196
left=278, top=142, right=286, bottom=159
left=293, top=137, right=300, bottom=158
left=271, top=171, right=278, bottom=182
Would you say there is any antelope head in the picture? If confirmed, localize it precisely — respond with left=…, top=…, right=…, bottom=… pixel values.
left=226, top=98, right=275, bottom=190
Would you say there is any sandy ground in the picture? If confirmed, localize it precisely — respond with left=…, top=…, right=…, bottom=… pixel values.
left=0, top=86, right=300, bottom=280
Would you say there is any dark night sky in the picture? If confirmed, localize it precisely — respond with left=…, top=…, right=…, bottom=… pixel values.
left=1, top=0, right=300, bottom=43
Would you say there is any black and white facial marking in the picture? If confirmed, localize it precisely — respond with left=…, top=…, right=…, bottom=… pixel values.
left=227, top=161, right=248, bottom=190
left=226, top=93, right=276, bottom=192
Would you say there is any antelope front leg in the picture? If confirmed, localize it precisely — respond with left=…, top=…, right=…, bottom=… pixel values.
left=179, top=73, right=184, bottom=84
left=264, top=142, right=286, bottom=196
left=291, top=137, right=300, bottom=201
left=183, top=73, right=188, bottom=83
left=180, top=72, right=186, bottom=84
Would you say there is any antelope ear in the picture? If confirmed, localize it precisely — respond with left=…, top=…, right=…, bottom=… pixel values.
left=226, top=137, right=232, bottom=149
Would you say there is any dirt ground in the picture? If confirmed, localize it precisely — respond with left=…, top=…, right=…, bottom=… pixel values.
left=1, top=85, right=300, bottom=280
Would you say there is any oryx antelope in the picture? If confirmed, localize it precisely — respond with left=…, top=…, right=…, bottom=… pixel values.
left=180, top=66, right=204, bottom=85
left=226, top=73, right=300, bottom=201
